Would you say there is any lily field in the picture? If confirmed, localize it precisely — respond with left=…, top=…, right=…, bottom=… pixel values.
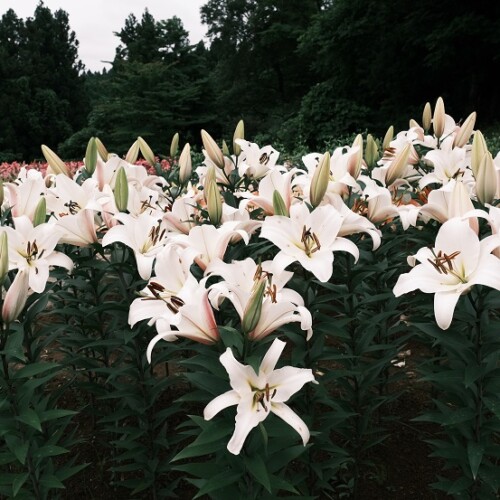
left=1, top=98, right=500, bottom=499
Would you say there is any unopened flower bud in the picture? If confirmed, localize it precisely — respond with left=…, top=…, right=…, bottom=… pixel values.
left=201, top=130, right=225, bottom=169
left=125, top=140, right=140, bottom=164
left=471, top=130, right=488, bottom=178
left=453, top=111, right=476, bottom=148
left=433, top=97, right=445, bottom=139
left=222, top=140, right=230, bottom=157
left=84, top=137, right=98, bottom=175
left=114, top=166, right=129, bottom=212
left=33, top=197, right=47, bottom=226
left=309, top=151, right=331, bottom=208
left=41, top=145, right=70, bottom=177
left=233, top=120, right=245, bottom=156
left=422, top=102, right=432, bottom=132
left=385, top=143, right=411, bottom=186
left=272, top=190, right=289, bottom=216
left=0, top=179, right=4, bottom=208
left=409, top=119, right=419, bottom=129
left=476, top=152, right=497, bottom=206
left=205, top=169, right=222, bottom=226
left=382, top=126, right=394, bottom=151
left=0, top=232, right=8, bottom=286
left=170, top=132, right=179, bottom=158
left=2, top=271, right=29, bottom=324
left=137, top=136, right=156, bottom=166
left=365, top=134, right=379, bottom=170
left=95, top=137, right=109, bottom=161
left=242, top=277, right=266, bottom=335
left=179, top=143, right=192, bottom=185
left=348, top=134, right=363, bottom=179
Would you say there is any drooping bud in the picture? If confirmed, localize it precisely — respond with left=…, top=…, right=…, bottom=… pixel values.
left=201, top=129, right=225, bottom=169
left=137, top=136, right=156, bottom=166
left=41, top=145, right=70, bottom=177
left=242, top=277, right=266, bottom=335
left=0, top=232, right=8, bottom=286
left=178, top=143, right=192, bottom=185
left=454, top=111, right=477, bottom=148
left=385, top=143, right=411, bottom=186
left=233, top=120, right=245, bottom=156
left=422, top=102, right=432, bottom=132
left=125, top=139, right=140, bottom=164
left=272, top=190, right=289, bottom=216
left=95, top=137, right=109, bottom=162
left=382, top=126, right=394, bottom=151
left=365, top=134, right=379, bottom=170
left=432, top=97, right=445, bottom=139
left=170, top=132, right=179, bottom=158
left=476, top=152, right=497, bottom=206
left=114, top=166, right=129, bottom=212
left=471, top=130, right=488, bottom=178
left=84, top=137, right=98, bottom=175
left=33, top=197, right=47, bottom=226
left=205, top=168, right=222, bottom=226
left=348, top=134, right=363, bottom=179
left=309, top=151, right=331, bottom=208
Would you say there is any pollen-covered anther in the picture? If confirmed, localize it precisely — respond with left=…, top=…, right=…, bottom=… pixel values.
left=301, top=225, right=321, bottom=256
left=428, top=249, right=463, bottom=280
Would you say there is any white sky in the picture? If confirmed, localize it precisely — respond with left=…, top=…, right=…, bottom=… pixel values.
left=1, top=0, right=207, bottom=71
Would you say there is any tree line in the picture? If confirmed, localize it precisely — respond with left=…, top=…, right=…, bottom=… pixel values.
left=1, top=0, right=499, bottom=161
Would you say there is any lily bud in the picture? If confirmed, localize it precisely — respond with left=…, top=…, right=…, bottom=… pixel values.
left=382, top=126, right=394, bottom=151
left=114, top=166, right=129, bottom=212
left=222, top=140, right=230, bottom=157
left=170, top=132, right=179, bottom=158
left=2, top=271, right=29, bottom=324
left=433, top=97, right=445, bottom=139
left=125, top=139, right=140, bottom=164
left=33, top=197, right=47, bottom=226
left=242, top=277, right=266, bottom=335
left=476, top=152, right=497, bottom=206
left=201, top=129, right=225, bottom=169
left=85, top=137, right=98, bottom=175
left=409, top=118, right=420, bottom=129
left=422, top=102, right=432, bottom=132
left=205, top=169, right=222, bottom=226
left=348, top=134, right=363, bottom=179
left=471, top=130, right=488, bottom=178
left=272, top=190, right=289, bottom=216
left=309, top=152, right=331, bottom=208
left=95, top=137, right=109, bottom=162
left=454, top=111, right=477, bottom=148
left=137, top=136, right=156, bottom=166
left=41, top=145, right=70, bottom=177
left=365, top=134, right=379, bottom=170
left=233, top=120, right=245, bottom=156
left=0, top=232, right=8, bottom=286
left=178, top=143, right=192, bottom=185
left=385, top=143, right=411, bottom=186
left=0, top=179, right=4, bottom=208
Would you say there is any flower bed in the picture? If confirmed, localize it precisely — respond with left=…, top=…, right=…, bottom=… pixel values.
left=1, top=101, right=500, bottom=499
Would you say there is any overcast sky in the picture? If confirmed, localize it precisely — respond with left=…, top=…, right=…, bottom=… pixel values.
left=1, top=0, right=207, bottom=71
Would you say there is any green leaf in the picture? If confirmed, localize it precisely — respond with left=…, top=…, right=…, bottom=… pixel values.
left=12, top=472, right=29, bottom=497
left=33, top=445, right=68, bottom=460
left=467, top=441, right=484, bottom=480
left=4, top=435, right=29, bottom=465
left=12, top=362, right=60, bottom=380
left=16, top=409, right=42, bottom=432
left=193, top=471, right=242, bottom=499
left=40, top=409, right=78, bottom=422
left=244, top=453, right=271, bottom=493
left=38, top=474, right=65, bottom=489
left=1, top=327, right=25, bottom=362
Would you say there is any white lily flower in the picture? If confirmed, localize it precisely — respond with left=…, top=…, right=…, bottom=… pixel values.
left=0, top=216, right=73, bottom=293
left=393, top=218, right=500, bottom=329
left=260, top=203, right=359, bottom=282
left=204, top=338, right=316, bottom=455
left=236, top=139, right=281, bottom=179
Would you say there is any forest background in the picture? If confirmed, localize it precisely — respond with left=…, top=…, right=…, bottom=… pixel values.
left=1, top=0, right=500, bottom=162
